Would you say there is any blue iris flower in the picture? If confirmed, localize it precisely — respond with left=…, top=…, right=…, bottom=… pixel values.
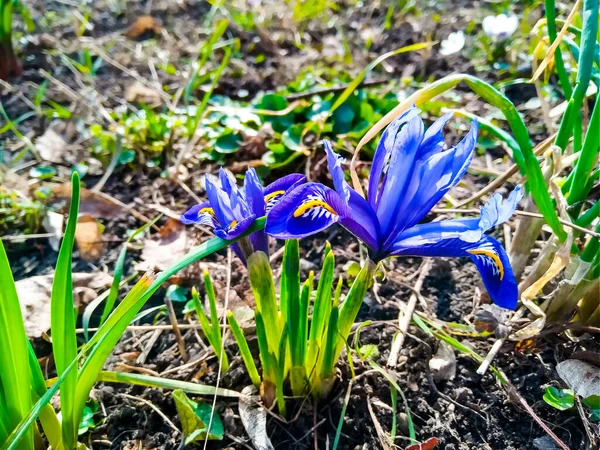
left=181, top=168, right=305, bottom=264
left=266, top=108, right=523, bottom=309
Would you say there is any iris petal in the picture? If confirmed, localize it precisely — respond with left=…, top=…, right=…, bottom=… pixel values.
left=244, top=167, right=265, bottom=218
left=375, top=114, right=425, bottom=235
left=381, top=121, right=477, bottom=249
left=368, top=107, right=421, bottom=209
left=214, top=215, right=256, bottom=241
left=180, top=201, right=219, bottom=227
left=266, top=183, right=348, bottom=239
left=387, top=188, right=522, bottom=309
left=264, top=173, right=306, bottom=213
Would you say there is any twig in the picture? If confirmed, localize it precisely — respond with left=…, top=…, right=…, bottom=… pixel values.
left=504, top=378, right=571, bottom=450
left=453, top=132, right=556, bottom=208
left=285, top=78, right=388, bottom=101
left=387, top=260, right=432, bottom=367
left=92, top=134, right=123, bottom=192
left=93, top=190, right=160, bottom=231
left=164, top=296, right=189, bottom=362
left=1, top=233, right=55, bottom=241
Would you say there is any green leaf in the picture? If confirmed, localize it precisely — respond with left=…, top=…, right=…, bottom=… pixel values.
left=29, top=166, right=56, bottom=179
left=51, top=172, right=81, bottom=449
left=543, top=387, right=575, bottom=411
left=166, top=285, right=188, bottom=302
left=215, top=131, right=241, bottom=154
left=358, top=344, right=379, bottom=360
left=71, top=163, right=88, bottom=179
left=281, top=124, right=304, bottom=152
left=0, top=241, right=35, bottom=450
left=172, top=390, right=223, bottom=443
left=117, top=149, right=136, bottom=165
left=78, top=400, right=99, bottom=435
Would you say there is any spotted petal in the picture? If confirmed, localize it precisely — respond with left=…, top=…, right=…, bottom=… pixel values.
left=387, top=188, right=523, bottom=309
left=264, top=173, right=306, bottom=213
left=180, top=201, right=219, bottom=227
left=266, top=183, right=348, bottom=239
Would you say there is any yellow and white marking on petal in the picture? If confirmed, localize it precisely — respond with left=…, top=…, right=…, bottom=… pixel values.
left=467, top=247, right=504, bottom=280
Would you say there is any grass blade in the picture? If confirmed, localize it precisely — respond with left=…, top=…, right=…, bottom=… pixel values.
left=5, top=218, right=268, bottom=450
left=227, top=312, right=261, bottom=387
left=0, top=241, right=34, bottom=450
left=248, top=252, right=280, bottom=354
left=283, top=240, right=302, bottom=366
left=50, top=171, right=80, bottom=449
left=95, top=371, right=242, bottom=398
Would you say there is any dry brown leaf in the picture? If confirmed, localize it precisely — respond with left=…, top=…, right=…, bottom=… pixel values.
left=134, top=218, right=189, bottom=272
left=125, top=82, right=162, bottom=105
left=0, top=164, right=30, bottom=197
left=239, top=386, right=275, bottom=450
left=16, top=272, right=112, bottom=337
left=125, top=16, right=162, bottom=40
left=429, top=341, right=456, bottom=382
left=75, top=215, right=105, bottom=261
left=556, top=359, right=600, bottom=399
left=52, top=184, right=123, bottom=218
left=36, top=128, right=67, bottom=163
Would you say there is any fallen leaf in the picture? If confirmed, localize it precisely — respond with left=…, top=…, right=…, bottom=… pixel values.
left=36, top=128, right=67, bottom=163
left=429, top=342, right=456, bottom=382
left=52, top=184, right=122, bottom=218
left=135, top=219, right=189, bottom=272
left=556, top=359, right=600, bottom=400
left=125, top=16, right=162, bottom=40
left=75, top=215, right=105, bottom=261
left=16, top=272, right=112, bottom=337
left=239, top=386, right=275, bottom=450
left=405, top=437, right=440, bottom=450
left=42, top=211, right=64, bottom=251
left=125, top=82, right=162, bottom=105
left=0, top=164, right=30, bottom=197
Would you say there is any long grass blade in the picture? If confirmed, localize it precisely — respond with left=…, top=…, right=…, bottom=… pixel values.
left=0, top=241, right=34, bottom=450
left=5, top=218, right=268, bottom=450
left=227, top=312, right=261, bottom=387
left=50, top=171, right=80, bottom=449
left=248, top=251, right=280, bottom=354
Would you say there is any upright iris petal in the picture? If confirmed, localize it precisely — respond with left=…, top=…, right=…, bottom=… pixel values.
left=266, top=107, right=523, bottom=309
left=180, top=168, right=305, bottom=264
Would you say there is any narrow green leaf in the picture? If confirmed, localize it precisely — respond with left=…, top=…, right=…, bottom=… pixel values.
left=328, top=42, right=433, bottom=115
left=247, top=251, right=280, bottom=354
left=0, top=241, right=34, bottom=450
left=227, top=312, right=261, bottom=387
left=50, top=172, right=80, bottom=449
left=96, top=372, right=241, bottom=398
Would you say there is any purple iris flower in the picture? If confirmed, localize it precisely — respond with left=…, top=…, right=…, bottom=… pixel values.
left=266, top=108, right=523, bottom=309
left=180, top=168, right=305, bottom=264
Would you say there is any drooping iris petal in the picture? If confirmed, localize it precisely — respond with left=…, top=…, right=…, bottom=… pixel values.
left=264, top=173, right=306, bottom=213
left=387, top=188, right=522, bottom=309
left=381, top=121, right=478, bottom=249
left=375, top=114, right=425, bottom=235
left=468, top=236, right=518, bottom=309
left=180, top=201, right=219, bottom=227
left=266, top=183, right=349, bottom=239
left=368, top=107, right=421, bottom=209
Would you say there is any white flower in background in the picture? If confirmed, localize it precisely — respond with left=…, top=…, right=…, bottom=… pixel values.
left=440, top=31, right=466, bottom=56
left=482, top=14, right=519, bottom=43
